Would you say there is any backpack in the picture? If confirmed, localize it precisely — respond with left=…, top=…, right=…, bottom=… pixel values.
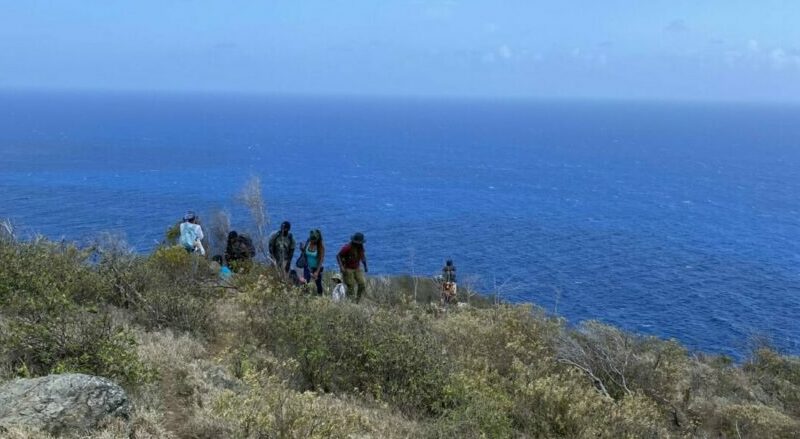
left=179, top=223, right=197, bottom=251
left=240, top=235, right=256, bottom=257
left=230, top=235, right=256, bottom=260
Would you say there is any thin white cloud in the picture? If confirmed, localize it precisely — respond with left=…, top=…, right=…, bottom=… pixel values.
left=769, top=48, right=800, bottom=70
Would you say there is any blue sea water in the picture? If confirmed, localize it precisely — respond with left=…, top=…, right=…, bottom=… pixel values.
left=1, top=90, right=799, bottom=358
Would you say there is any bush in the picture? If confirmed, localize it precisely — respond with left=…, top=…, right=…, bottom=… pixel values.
left=716, top=403, right=800, bottom=438
left=213, top=372, right=368, bottom=439
left=745, top=348, right=800, bottom=417
left=556, top=321, right=690, bottom=402
left=430, top=370, right=514, bottom=438
left=433, top=304, right=562, bottom=377
left=0, top=239, right=106, bottom=307
left=0, top=239, right=152, bottom=385
left=239, top=280, right=451, bottom=415
left=96, top=241, right=221, bottom=336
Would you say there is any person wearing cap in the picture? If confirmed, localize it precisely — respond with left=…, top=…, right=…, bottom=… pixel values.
left=337, top=232, right=368, bottom=302
left=179, top=211, right=205, bottom=256
left=269, top=221, right=296, bottom=273
left=330, top=272, right=346, bottom=303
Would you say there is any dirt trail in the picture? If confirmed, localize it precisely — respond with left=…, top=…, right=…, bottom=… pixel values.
left=161, top=292, right=242, bottom=438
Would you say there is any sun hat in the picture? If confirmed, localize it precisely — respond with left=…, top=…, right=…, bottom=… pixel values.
left=351, top=232, right=366, bottom=244
left=331, top=273, right=343, bottom=282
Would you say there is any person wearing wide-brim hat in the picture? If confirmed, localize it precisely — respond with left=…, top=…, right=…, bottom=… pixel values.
left=330, top=272, right=346, bottom=302
left=337, top=232, right=368, bottom=302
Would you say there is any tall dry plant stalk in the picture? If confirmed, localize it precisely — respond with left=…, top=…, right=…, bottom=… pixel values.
left=237, top=176, right=272, bottom=262
left=0, top=219, right=15, bottom=242
left=408, top=247, right=419, bottom=303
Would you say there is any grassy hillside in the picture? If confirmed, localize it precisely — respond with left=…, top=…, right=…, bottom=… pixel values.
left=1, top=231, right=799, bottom=438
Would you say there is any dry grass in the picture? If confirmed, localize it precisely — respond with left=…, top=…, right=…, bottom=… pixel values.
left=1, top=233, right=800, bottom=438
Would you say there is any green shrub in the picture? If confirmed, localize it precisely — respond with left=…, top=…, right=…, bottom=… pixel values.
left=1, top=308, right=153, bottom=385
left=508, top=364, right=671, bottom=438
left=240, top=280, right=450, bottom=415
left=716, top=403, right=800, bottom=438
left=509, top=366, right=608, bottom=437
left=96, top=241, right=221, bottom=336
left=0, top=240, right=152, bottom=385
left=557, top=321, right=690, bottom=403
left=213, top=371, right=368, bottom=439
left=745, top=348, right=800, bottom=417
left=430, top=370, right=514, bottom=438
left=0, top=239, right=106, bottom=307
left=433, top=304, right=562, bottom=377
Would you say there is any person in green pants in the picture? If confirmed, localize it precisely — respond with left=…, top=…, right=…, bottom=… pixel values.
left=336, top=232, right=368, bottom=302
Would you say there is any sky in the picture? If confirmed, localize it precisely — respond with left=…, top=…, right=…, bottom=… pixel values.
left=1, top=0, right=800, bottom=101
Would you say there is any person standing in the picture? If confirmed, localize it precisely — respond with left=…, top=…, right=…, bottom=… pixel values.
left=269, top=221, right=295, bottom=273
left=337, top=232, right=368, bottom=302
left=441, top=259, right=457, bottom=305
left=302, top=229, right=325, bottom=295
left=179, top=211, right=205, bottom=256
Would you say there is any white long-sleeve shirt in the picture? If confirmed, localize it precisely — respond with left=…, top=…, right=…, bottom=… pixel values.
left=331, top=283, right=346, bottom=302
left=180, top=222, right=204, bottom=241
left=180, top=222, right=205, bottom=255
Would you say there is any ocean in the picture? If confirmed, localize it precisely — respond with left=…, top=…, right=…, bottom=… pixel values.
left=1, top=90, right=798, bottom=358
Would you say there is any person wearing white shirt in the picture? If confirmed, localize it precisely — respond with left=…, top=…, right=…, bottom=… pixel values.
left=331, top=272, right=347, bottom=302
left=179, top=211, right=205, bottom=256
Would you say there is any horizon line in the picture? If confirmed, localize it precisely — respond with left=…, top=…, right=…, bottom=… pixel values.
left=2, top=85, right=800, bottom=107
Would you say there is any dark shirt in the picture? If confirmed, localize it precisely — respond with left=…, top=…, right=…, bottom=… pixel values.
left=226, top=235, right=256, bottom=261
left=442, top=266, right=457, bottom=283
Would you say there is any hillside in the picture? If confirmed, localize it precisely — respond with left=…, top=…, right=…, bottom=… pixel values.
left=0, top=232, right=799, bottom=438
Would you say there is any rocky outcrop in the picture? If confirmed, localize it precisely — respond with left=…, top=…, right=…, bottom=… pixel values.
left=0, top=373, right=130, bottom=435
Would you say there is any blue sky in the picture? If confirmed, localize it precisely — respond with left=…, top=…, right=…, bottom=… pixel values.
left=1, top=0, right=799, bottom=101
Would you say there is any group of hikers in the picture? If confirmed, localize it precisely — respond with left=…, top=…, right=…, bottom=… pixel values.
left=266, top=220, right=369, bottom=302
left=179, top=211, right=456, bottom=304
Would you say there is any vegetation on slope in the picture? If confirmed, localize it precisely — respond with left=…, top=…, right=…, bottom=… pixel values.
left=0, top=226, right=798, bottom=438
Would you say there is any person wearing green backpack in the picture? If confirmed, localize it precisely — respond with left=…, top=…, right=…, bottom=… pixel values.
left=269, top=221, right=296, bottom=273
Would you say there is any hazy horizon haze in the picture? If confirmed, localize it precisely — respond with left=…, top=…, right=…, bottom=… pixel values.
left=2, top=1, right=800, bottom=102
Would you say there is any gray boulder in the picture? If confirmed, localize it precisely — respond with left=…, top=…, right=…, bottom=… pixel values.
left=0, top=373, right=130, bottom=435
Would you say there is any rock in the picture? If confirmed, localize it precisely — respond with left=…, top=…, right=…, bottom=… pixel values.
left=0, top=373, right=130, bottom=435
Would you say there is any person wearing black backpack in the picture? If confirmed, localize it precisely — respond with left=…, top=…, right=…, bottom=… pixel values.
left=225, top=230, right=256, bottom=271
